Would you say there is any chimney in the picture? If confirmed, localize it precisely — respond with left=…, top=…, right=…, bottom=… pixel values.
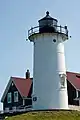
left=26, top=69, right=30, bottom=79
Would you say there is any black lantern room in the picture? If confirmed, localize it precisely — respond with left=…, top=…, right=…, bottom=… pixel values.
left=38, top=11, right=58, bottom=33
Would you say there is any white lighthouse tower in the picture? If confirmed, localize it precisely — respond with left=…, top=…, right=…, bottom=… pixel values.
left=28, top=11, right=69, bottom=110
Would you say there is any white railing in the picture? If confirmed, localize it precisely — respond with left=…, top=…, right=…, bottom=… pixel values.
left=0, top=105, right=33, bottom=114
left=1, top=105, right=80, bottom=114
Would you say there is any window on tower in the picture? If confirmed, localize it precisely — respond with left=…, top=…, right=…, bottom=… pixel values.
left=59, top=74, right=66, bottom=88
left=33, top=97, right=37, bottom=102
left=61, top=77, right=65, bottom=88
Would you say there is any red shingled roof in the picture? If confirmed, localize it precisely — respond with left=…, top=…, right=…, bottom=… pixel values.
left=1, top=71, right=80, bottom=103
left=67, top=71, right=80, bottom=90
left=12, top=77, right=32, bottom=97
left=12, top=72, right=80, bottom=97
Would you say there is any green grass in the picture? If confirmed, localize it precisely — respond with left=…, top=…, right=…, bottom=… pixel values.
left=5, top=111, right=80, bottom=120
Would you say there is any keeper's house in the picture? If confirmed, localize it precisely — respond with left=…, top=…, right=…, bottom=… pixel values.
left=1, top=71, right=80, bottom=111
left=1, top=70, right=32, bottom=112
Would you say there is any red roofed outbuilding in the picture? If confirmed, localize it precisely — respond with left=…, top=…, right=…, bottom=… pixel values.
left=1, top=70, right=33, bottom=111
left=1, top=71, right=80, bottom=111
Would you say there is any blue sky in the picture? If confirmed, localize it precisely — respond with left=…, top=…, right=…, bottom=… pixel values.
left=0, top=0, right=80, bottom=110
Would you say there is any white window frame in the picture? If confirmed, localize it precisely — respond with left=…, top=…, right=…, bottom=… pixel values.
left=76, top=90, right=79, bottom=98
left=14, top=91, right=18, bottom=102
left=7, top=92, right=12, bottom=103
left=23, top=99, right=25, bottom=106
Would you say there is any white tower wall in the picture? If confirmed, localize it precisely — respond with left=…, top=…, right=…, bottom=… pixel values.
left=32, top=33, right=68, bottom=109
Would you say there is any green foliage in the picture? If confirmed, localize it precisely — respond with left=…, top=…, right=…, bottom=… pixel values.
left=5, top=111, right=80, bottom=120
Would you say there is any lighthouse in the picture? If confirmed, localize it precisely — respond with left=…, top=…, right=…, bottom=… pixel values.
left=28, top=11, right=69, bottom=110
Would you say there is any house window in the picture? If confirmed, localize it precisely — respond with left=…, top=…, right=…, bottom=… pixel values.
left=14, top=91, right=18, bottom=102
left=76, top=90, right=79, bottom=98
left=7, top=92, right=12, bottom=103
left=23, top=99, right=25, bottom=106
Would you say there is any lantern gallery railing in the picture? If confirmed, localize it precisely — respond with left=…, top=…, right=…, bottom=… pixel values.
left=28, top=25, right=68, bottom=38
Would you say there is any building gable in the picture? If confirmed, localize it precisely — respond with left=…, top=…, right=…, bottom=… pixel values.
left=1, top=77, right=32, bottom=103
left=1, top=77, right=13, bottom=102
left=67, top=71, right=80, bottom=90
left=3, top=82, right=23, bottom=110
left=67, top=80, right=79, bottom=106
left=12, top=77, right=32, bottom=97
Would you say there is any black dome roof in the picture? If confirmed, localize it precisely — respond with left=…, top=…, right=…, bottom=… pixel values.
left=38, top=11, right=58, bottom=22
